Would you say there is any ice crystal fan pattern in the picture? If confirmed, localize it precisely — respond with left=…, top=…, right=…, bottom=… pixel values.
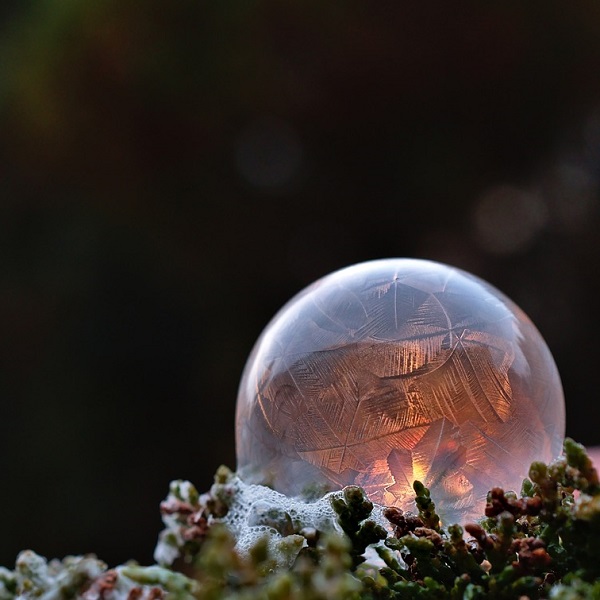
left=235, top=259, right=565, bottom=523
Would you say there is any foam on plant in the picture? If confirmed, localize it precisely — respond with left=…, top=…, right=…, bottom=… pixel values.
left=154, top=471, right=393, bottom=570
left=214, top=475, right=392, bottom=567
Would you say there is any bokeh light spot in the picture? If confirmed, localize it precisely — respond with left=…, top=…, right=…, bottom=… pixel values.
left=234, top=116, right=303, bottom=190
left=472, top=185, right=548, bottom=255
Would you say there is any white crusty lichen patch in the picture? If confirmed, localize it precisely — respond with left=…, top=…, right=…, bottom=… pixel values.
left=154, top=466, right=391, bottom=571
left=0, top=550, right=196, bottom=600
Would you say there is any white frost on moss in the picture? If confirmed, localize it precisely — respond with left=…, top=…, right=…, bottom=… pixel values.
left=14, top=551, right=106, bottom=600
left=0, top=567, right=17, bottom=600
left=0, top=551, right=196, bottom=600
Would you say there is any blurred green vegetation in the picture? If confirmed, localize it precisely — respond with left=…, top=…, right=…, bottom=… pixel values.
left=1, top=0, right=600, bottom=569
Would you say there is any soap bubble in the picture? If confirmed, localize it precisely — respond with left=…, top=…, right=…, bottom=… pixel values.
left=235, top=259, right=565, bottom=524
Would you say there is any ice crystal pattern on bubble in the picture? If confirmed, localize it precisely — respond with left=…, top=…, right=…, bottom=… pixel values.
left=235, top=259, right=565, bottom=524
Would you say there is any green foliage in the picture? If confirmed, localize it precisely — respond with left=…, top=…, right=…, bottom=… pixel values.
left=330, top=486, right=388, bottom=567
left=190, top=523, right=362, bottom=600
left=2, top=438, right=600, bottom=599
left=180, top=438, right=600, bottom=599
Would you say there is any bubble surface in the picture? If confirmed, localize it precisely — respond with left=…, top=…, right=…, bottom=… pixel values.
left=235, top=259, right=565, bottom=523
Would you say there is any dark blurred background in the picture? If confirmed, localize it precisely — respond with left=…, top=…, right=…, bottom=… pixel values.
left=1, top=0, right=600, bottom=568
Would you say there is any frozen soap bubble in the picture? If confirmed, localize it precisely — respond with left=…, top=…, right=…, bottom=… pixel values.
left=235, top=259, right=565, bottom=524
